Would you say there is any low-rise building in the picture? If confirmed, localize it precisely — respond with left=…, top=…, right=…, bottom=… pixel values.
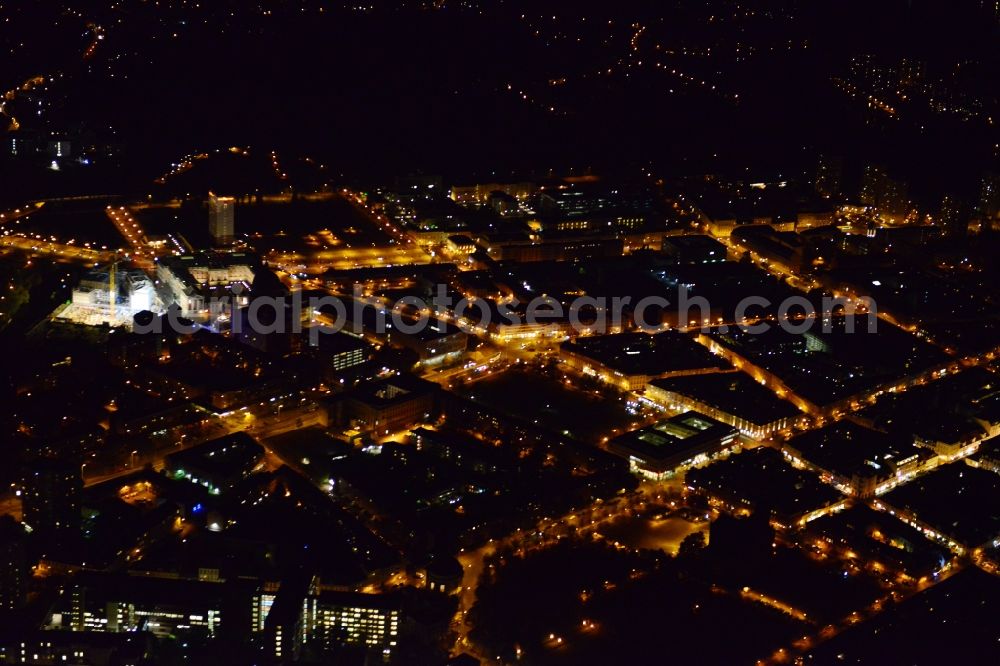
left=477, top=231, right=624, bottom=263
left=608, top=411, right=740, bottom=481
left=0, top=631, right=150, bottom=666
left=163, top=433, right=264, bottom=495
left=49, top=573, right=253, bottom=640
left=729, top=224, right=808, bottom=273
left=156, top=252, right=258, bottom=318
left=780, top=422, right=932, bottom=497
left=72, top=268, right=156, bottom=314
left=794, top=505, right=950, bottom=584
left=661, top=234, right=728, bottom=265
left=561, top=330, right=731, bottom=391
left=445, top=235, right=476, bottom=257
left=336, top=374, right=438, bottom=437
left=646, top=372, right=803, bottom=439
left=388, top=318, right=468, bottom=365
left=450, top=181, right=535, bottom=206
left=307, top=331, right=370, bottom=374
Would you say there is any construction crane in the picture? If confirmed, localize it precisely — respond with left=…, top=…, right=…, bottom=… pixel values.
left=108, top=256, right=118, bottom=321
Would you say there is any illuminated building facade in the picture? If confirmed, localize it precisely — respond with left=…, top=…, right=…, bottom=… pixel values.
left=310, top=331, right=369, bottom=373
left=779, top=422, right=931, bottom=498
left=645, top=372, right=802, bottom=439
left=53, top=575, right=237, bottom=639
left=156, top=252, right=256, bottom=318
left=445, top=235, right=476, bottom=257
left=339, top=375, right=437, bottom=436
left=260, top=585, right=401, bottom=663
left=252, top=584, right=279, bottom=633
left=609, top=411, right=740, bottom=481
left=0, top=632, right=148, bottom=665
left=561, top=330, right=730, bottom=392
left=302, top=592, right=400, bottom=662
left=208, top=193, right=235, bottom=245
left=71, top=268, right=156, bottom=318
left=450, top=181, right=535, bottom=206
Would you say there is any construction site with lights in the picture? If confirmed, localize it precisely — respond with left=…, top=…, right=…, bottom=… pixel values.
left=54, top=261, right=161, bottom=329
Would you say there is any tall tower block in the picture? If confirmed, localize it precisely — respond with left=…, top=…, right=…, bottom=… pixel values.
left=208, top=192, right=236, bottom=246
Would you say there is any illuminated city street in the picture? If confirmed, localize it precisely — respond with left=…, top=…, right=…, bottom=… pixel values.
left=1, top=2, right=999, bottom=665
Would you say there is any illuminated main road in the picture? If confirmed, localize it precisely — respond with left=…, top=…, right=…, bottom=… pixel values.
left=341, top=189, right=418, bottom=248
left=267, top=245, right=429, bottom=272
left=0, top=235, right=115, bottom=265
left=79, top=392, right=325, bottom=487
left=450, top=486, right=674, bottom=658
left=105, top=205, right=160, bottom=269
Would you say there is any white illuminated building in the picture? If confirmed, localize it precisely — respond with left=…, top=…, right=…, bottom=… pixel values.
left=61, top=266, right=162, bottom=329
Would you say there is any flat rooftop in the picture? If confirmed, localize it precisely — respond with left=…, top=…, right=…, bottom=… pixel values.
left=308, top=330, right=370, bottom=354
left=705, top=320, right=948, bottom=407
left=856, top=367, right=1000, bottom=442
left=609, top=411, right=737, bottom=465
left=163, top=432, right=264, bottom=480
left=784, top=421, right=927, bottom=478
left=804, top=504, right=950, bottom=575
left=687, top=447, right=842, bottom=520
left=880, top=462, right=1000, bottom=547
left=649, top=371, right=801, bottom=425
left=661, top=234, right=727, bottom=257
left=562, top=330, right=729, bottom=377
left=349, top=373, right=437, bottom=407
left=71, top=571, right=255, bottom=608
left=803, top=568, right=1000, bottom=664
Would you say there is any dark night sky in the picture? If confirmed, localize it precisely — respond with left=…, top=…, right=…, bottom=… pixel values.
left=1, top=0, right=998, bottom=199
